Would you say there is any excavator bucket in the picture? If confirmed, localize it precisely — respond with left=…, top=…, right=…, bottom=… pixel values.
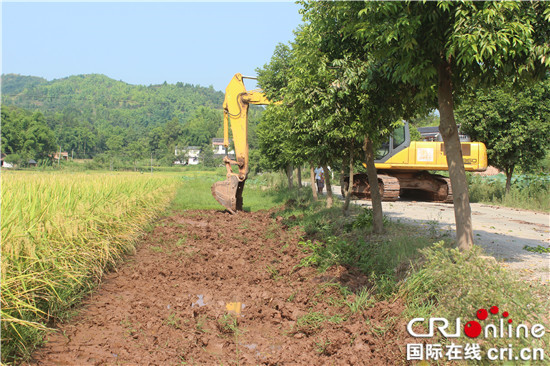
left=211, top=175, right=245, bottom=214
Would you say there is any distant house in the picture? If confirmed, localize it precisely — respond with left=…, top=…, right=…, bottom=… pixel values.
left=174, top=146, right=187, bottom=165
left=174, top=146, right=201, bottom=165
left=212, top=138, right=235, bottom=160
left=52, top=151, right=69, bottom=160
left=417, top=126, right=440, bottom=142
left=183, top=146, right=201, bottom=165
left=417, top=126, right=470, bottom=142
left=0, top=153, right=13, bottom=168
left=28, top=159, right=37, bottom=167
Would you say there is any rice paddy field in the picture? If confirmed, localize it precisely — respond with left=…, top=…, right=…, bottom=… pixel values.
left=1, top=169, right=288, bottom=363
left=1, top=170, right=182, bottom=362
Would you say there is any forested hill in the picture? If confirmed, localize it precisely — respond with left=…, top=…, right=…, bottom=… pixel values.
left=1, top=73, right=224, bottom=129
left=1, top=73, right=231, bottom=162
left=1, top=74, right=49, bottom=95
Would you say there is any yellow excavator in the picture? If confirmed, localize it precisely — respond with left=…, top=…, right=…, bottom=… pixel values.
left=212, top=73, right=488, bottom=212
left=211, top=73, right=271, bottom=213
left=344, top=123, right=488, bottom=202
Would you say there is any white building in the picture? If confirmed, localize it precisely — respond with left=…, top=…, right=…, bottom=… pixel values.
left=174, top=138, right=236, bottom=165
left=174, top=146, right=201, bottom=165
left=212, top=138, right=235, bottom=159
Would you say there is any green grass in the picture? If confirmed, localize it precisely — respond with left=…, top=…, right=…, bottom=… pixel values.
left=170, top=170, right=293, bottom=212
left=468, top=173, right=550, bottom=212
left=400, top=242, right=550, bottom=360
left=277, top=187, right=549, bottom=363
left=282, top=197, right=440, bottom=298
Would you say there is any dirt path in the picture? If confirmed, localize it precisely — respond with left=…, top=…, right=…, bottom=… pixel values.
left=331, top=185, right=550, bottom=283
left=28, top=210, right=421, bottom=365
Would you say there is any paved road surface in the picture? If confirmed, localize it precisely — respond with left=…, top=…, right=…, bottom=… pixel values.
left=326, top=185, right=549, bottom=283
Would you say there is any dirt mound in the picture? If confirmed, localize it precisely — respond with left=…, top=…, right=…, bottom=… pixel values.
left=28, top=210, right=418, bottom=365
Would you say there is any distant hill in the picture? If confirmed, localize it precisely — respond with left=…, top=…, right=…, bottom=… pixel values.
left=1, top=73, right=224, bottom=130
left=1, top=74, right=48, bottom=95
left=0, top=74, right=266, bottom=161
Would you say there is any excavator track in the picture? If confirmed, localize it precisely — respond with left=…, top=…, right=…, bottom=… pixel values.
left=346, top=171, right=453, bottom=203
left=442, top=178, right=453, bottom=203
left=378, top=174, right=401, bottom=201
left=343, top=173, right=400, bottom=201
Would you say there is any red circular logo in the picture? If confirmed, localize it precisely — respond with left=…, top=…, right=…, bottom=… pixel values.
left=464, top=321, right=482, bottom=338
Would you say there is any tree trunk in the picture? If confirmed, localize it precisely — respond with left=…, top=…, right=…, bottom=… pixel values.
left=364, top=137, right=384, bottom=234
left=322, top=165, right=333, bottom=208
left=297, top=166, right=302, bottom=187
left=343, top=147, right=354, bottom=215
left=310, top=165, right=318, bottom=200
left=285, top=164, right=294, bottom=189
left=340, top=157, right=348, bottom=197
left=438, top=61, right=474, bottom=251
left=505, top=166, right=514, bottom=194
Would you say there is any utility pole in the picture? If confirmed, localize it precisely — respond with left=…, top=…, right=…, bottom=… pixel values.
left=58, top=146, right=61, bottom=167
left=150, top=152, right=153, bottom=173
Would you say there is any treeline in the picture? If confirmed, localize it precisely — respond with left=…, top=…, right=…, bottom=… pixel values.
left=254, top=1, right=549, bottom=250
left=1, top=74, right=263, bottom=166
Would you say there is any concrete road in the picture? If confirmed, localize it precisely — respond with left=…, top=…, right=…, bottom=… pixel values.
left=327, top=185, right=550, bottom=283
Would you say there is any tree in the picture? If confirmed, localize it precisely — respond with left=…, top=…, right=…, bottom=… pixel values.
left=2, top=73, right=226, bottom=160
left=200, top=142, right=216, bottom=167
left=353, top=1, right=550, bottom=250
left=265, top=2, right=415, bottom=228
left=456, top=78, right=550, bottom=193
left=257, top=43, right=305, bottom=189
left=1, top=106, right=56, bottom=164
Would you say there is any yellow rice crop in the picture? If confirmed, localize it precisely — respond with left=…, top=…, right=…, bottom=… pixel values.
left=1, top=171, right=180, bottom=362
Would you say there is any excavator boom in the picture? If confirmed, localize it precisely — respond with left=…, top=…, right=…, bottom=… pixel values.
left=212, top=73, right=271, bottom=213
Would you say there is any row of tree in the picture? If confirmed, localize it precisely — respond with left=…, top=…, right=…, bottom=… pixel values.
left=255, top=1, right=549, bottom=250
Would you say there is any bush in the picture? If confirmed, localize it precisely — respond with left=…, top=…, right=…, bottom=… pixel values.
left=468, top=173, right=550, bottom=211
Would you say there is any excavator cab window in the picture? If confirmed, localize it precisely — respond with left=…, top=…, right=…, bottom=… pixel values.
left=376, top=143, right=390, bottom=160
left=392, top=126, right=405, bottom=149
left=392, top=125, right=406, bottom=149
left=375, top=122, right=411, bottom=163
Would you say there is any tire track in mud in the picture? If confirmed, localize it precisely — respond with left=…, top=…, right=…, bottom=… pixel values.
left=28, top=210, right=420, bottom=365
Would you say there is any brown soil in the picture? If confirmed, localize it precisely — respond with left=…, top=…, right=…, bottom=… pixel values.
left=27, top=210, right=420, bottom=365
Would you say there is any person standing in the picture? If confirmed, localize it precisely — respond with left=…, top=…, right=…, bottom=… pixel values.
left=314, top=166, right=324, bottom=193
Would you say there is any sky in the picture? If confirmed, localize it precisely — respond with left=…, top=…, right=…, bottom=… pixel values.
left=2, top=1, right=303, bottom=91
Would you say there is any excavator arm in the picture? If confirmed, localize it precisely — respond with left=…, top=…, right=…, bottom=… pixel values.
left=212, top=73, right=271, bottom=213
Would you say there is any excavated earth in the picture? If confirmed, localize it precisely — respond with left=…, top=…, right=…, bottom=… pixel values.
left=28, top=210, right=422, bottom=365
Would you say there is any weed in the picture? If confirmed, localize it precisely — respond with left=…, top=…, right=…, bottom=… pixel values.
left=164, top=312, right=182, bottom=329
left=266, top=265, right=281, bottom=280
left=216, top=313, right=240, bottom=336
left=346, top=288, right=375, bottom=313
left=314, top=338, right=332, bottom=355
left=150, top=246, right=164, bottom=253
left=195, top=315, right=210, bottom=334
left=287, top=291, right=297, bottom=302
left=175, top=236, right=187, bottom=247
left=468, top=173, right=550, bottom=211
left=346, top=207, right=389, bottom=231
left=523, top=245, right=550, bottom=254
left=293, top=312, right=327, bottom=335
left=120, top=317, right=138, bottom=338
left=238, top=220, right=250, bottom=230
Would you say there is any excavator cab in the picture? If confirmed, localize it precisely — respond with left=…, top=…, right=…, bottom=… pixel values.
left=375, top=123, right=411, bottom=162
left=211, top=73, right=272, bottom=213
